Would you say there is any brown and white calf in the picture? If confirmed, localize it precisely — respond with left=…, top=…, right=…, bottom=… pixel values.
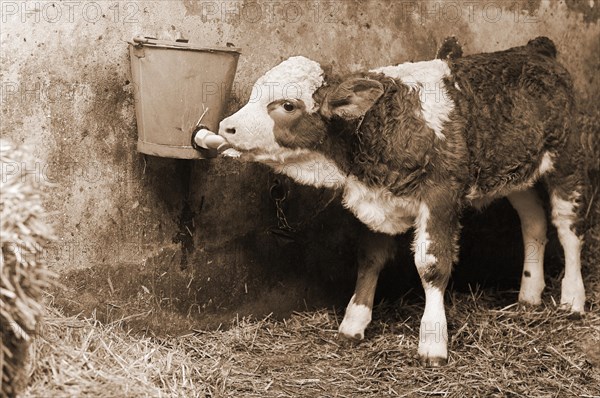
left=218, top=37, right=586, bottom=366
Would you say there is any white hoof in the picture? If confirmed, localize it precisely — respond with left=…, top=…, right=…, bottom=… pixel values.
left=338, top=296, right=371, bottom=340
left=518, top=288, right=544, bottom=306
left=518, top=272, right=545, bottom=305
left=418, top=333, right=448, bottom=367
left=418, top=320, right=448, bottom=367
left=560, top=277, right=586, bottom=314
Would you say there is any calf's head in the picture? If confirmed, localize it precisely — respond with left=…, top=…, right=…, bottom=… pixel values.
left=218, top=56, right=385, bottom=160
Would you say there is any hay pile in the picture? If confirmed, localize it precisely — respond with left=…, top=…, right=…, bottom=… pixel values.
left=1, top=140, right=54, bottom=397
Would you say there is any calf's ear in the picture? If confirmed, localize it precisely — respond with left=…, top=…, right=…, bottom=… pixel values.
left=323, top=78, right=384, bottom=119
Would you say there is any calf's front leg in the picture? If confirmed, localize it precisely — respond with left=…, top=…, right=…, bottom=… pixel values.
left=413, top=202, right=460, bottom=367
left=339, top=231, right=396, bottom=340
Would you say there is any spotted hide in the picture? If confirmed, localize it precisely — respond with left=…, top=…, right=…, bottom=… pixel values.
left=218, top=37, right=586, bottom=366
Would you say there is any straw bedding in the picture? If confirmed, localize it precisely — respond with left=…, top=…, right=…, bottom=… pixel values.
left=22, top=289, right=600, bottom=397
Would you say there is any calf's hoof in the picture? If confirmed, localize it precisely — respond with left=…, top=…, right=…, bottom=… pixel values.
left=336, top=332, right=363, bottom=348
left=418, top=336, right=448, bottom=367
left=560, top=278, right=586, bottom=315
left=337, top=326, right=364, bottom=342
left=418, top=355, right=448, bottom=367
left=559, top=300, right=585, bottom=318
left=518, top=300, right=542, bottom=310
left=558, top=303, right=585, bottom=319
left=518, top=292, right=543, bottom=307
left=338, top=298, right=371, bottom=342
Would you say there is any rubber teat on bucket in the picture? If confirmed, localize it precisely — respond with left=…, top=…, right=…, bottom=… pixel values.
left=192, top=129, right=231, bottom=152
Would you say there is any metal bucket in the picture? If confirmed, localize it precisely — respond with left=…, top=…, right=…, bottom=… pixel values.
left=129, top=37, right=240, bottom=159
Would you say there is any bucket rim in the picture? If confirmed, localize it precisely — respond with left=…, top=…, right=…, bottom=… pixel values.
left=130, top=36, right=241, bottom=54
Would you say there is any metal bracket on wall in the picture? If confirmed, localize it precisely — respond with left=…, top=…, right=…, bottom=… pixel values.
left=131, top=45, right=145, bottom=58
left=267, top=177, right=340, bottom=246
left=269, top=179, right=294, bottom=233
left=268, top=179, right=297, bottom=246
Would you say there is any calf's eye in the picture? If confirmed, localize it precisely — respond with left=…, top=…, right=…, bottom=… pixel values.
left=282, top=101, right=296, bottom=112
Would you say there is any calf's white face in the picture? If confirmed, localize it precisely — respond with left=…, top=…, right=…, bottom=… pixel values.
left=218, top=56, right=325, bottom=156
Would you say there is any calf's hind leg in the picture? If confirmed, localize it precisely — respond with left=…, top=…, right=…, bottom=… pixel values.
left=507, top=189, right=548, bottom=305
left=544, top=158, right=586, bottom=314
left=339, top=231, right=396, bottom=340
left=548, top=188, right=586, bottom=314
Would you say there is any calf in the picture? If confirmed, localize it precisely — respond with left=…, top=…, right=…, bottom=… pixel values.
left=218, top=37, right=586, bottom=366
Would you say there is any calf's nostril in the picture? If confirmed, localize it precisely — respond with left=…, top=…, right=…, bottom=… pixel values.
left=225, top=127, right=236, bottom=135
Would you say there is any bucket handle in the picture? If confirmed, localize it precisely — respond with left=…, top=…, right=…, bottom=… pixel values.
left=132, top=36, right=155, bottom=45
left=133, top=36, right=191, bottom=48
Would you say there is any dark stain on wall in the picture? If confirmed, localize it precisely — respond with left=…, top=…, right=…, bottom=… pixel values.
left=506, top=0, right=542, bottom=15
left=172, top=160, right=196, bottom=270
left=566, top=0, right=600, bottom=23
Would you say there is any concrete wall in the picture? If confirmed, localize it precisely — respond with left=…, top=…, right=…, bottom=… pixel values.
left=1, top=0, right=598, bottom=334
